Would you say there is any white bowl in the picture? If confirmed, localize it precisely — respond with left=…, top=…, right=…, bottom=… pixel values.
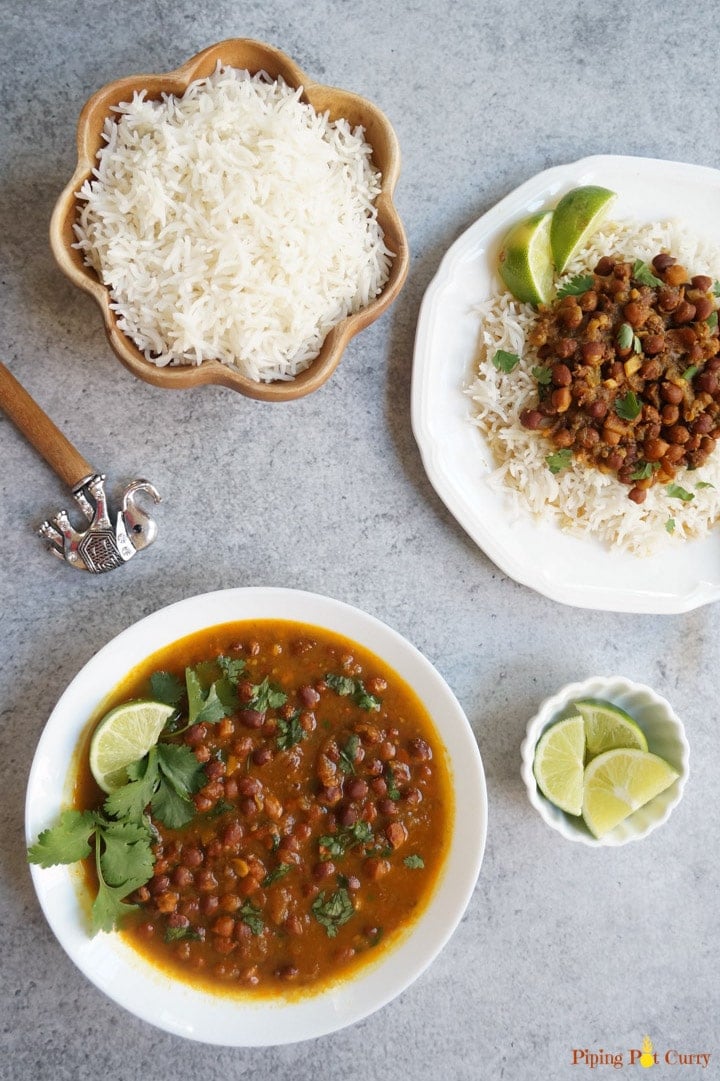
left=25, top=587, right=487, bottom=1045
left=520, top=676, right=689, bottom=846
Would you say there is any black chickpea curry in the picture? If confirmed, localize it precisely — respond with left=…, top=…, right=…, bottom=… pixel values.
left=28, top=621, right=452, bottom=996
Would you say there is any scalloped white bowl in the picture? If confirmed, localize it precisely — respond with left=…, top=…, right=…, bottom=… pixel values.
left=520, top=676, right=689, bottom=847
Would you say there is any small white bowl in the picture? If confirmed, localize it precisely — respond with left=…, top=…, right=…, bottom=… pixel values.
left=520, top=676, right=689, bottom=847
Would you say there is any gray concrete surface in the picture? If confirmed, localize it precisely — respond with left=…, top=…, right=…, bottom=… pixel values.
left=1, top=1, right=718, bottom=1078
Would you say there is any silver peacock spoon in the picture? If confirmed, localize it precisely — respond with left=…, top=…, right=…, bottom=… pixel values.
left=0, top=361, right=161, bottom=573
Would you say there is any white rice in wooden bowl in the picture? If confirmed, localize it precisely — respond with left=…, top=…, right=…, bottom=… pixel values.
left=73, top=66, right=393, bottom=382
left=466, top=221, right=720, bottom=556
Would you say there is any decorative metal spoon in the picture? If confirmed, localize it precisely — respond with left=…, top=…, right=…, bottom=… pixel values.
left=0, top=361, right=161, bottom=573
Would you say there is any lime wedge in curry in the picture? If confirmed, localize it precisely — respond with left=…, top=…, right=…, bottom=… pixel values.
left=89, top=700, right=175, bottom=792
left=532, top=714, right=585, bottom=815
left=574, top=698, right=648, bottom=758
left=582, top=748, right=678, bottom=838
left=498, top=210, right=555, bottom=306
left=550, top=185, right=617, bottom=272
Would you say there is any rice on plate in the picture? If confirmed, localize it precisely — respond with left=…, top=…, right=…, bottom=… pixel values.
left=467, top=220, right=720, bottom=557
left=73, top=65, right=393, bottom=382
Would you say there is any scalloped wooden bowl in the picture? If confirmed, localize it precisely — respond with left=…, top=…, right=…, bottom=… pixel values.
left=49, top=39, right=409, bottom=401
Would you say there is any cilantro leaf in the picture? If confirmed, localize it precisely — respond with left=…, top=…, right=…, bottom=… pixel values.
left=492, top=349, right=520, bottom=373
left=92, top=877, right=145, bottom=935
left=707, top=311, right=718, bottom=332
left=696, top=481, right=715, bottom=490
left=248, top=677, right=287, bottom=712
left=100, top=822, right=154, bottom=887
left=630, top=461, right=659, bottom=481
left=149, top=671, right=184, bottom=708
left=532, top=365, right=552, bottom=385
left=164, top=925, right=202, bottom=943
left=556, top=273, right=594, bottom=299
left=150, top=743, right=206, bottom=829
left=216, top=655, right=246, bottom=683
left=682, top=366, right=698, bottom=381
left=104, top=751, right=159, bottom=824
left=714, top=281, right=720, bottom=297
left=324, top=674, right=381, bottom=712
left=27, top=809, right=97, bottom=867
left=239, top=901, right=264, bottom=936
left=385, top=765, right=401, bottom=801
left=665, top=518, right=676, bottom=534
left=262, top=864, right=292, bottom=887
left=666, top=483, right=694, bottom=502
left=318, top=821, right=373, bottom=860
left=276, top=711, right=306, bottom=751
left=185, top=668, right=230, bottom=726
left=404, top=854, right=425, bottom=869
left=311, top=887, right=355, bottom=938
left=338, top=734, right=360, bottom=774
left=151, top=783, right=197, bottom=829
left=545, top=449, right=573, bottom=474
left=632, top=259, right=663, bottom=287
left=615, top=391, right=641, bottom=421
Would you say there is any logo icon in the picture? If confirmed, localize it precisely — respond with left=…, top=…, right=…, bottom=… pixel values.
left=640, top=1036, right=655, bottom=1069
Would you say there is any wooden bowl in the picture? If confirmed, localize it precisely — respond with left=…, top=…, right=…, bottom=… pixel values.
left=49, top=39, right=409, bottom=401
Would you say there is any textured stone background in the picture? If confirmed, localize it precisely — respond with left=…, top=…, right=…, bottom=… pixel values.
left=1, top=1, right=718, bottom=1078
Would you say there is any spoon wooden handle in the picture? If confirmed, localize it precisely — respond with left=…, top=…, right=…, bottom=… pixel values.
left=0, top=361, right=95, bottom=491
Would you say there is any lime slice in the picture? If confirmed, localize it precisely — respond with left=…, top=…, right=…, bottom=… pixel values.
left=550, top=185, right=617, bottom=272
left=89, top=700, right=176, bottom=793
left=498, top=210, right=555, bottom=306
left=574, top=698, right=648, bottom=758
left=582, top=748, right=678, bottom=838
left=533, top=715, right=585, bottom=815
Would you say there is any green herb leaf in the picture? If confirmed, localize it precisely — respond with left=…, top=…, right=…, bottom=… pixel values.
left=164, top=925, right=203, bottom=943
left=149, top=671, right=184, bottom=708
left=631, top=259, right=663, bottom=287
left=311, top=887, right=355, bottom=938
left=104, top=751, right=160, bottom=824
left=99, top=820, right=154, bottom=886
left=682, top=366, right=698, bottom=381
left=206, top=799, right=234, bottom=819
left=616, top=322, right=634, bottom=350
left=556, top=273, right=595, bottom=299
left=318, top=821, right=373, bottom=860
left=325, top=673, right=381, bottom=712
left=545, top=449, right=573, bottom=475
left=27, top=809, right=97, bottom=867
left=629, top=461, right=656, bottom=481
left=615, top=390, right=641, bottom=421
left=385, top=765, right=401, bottom=801
left=248, top=676, right=287, bottom=712
left=261, top=864, right=292, bottom=887
left=665, top=518, right=676, bottom=534
left=707, top=311, right=718, bottom=332
left=276, top=710, right=306, bottom=751
left=239, top=901, right=264, bottom=936
left=696, top=481, right=715, bottom=490
left=185, top=668, right=230, bottom=727
left=403, top=854, right=425, bottom=869
left=492, top=349, right=520, bottom=373
left=666, top=483, right=694, bottom=503
left=216, top=655, right=247, bottom=683
left=338, top=734, right=361, bottom=774
left=91, top=876, right=145, bottom=935
left=713, top=281, right=720, bottom=297
left=531, top=365, right=552, bottom=385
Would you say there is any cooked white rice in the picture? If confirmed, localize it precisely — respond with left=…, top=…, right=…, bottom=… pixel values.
left=73, top=66, right=392, bottom=381
left=466, top=221, right=720, bottom=556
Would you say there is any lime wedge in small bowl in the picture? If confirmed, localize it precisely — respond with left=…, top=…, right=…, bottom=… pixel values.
left=574, top=698, right=648, bottom=757
left=582, top=748, right=679, bottom=839
left=532, top=714, right=584, bottom=815
left=550, top=184, right=616, bottom=272
left=89, top=700, right=176, bottom=792
left=498, top=209, right=555, bottom=306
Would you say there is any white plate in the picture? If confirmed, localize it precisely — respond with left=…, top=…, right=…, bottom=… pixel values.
left=412, top=155, right=720, bottom=613
left=26, top=587, right=487, bottom=1046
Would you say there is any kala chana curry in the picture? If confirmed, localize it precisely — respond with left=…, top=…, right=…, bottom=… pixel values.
left=521, top=253, right=720, bottom=503
left=32, top=621, right=452, bottom=997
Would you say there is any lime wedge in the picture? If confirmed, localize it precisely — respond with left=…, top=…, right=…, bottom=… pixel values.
left=533, top=715, right=585, bottom=815
left=582, top=748, right=678, bottom=838
left=89, top=700, right=176, bottom=793
left=498, top=210, right=555, bottom=306
left=550, top=185, right=617, bottom=272
left=574, top=698, right=648, bottom=758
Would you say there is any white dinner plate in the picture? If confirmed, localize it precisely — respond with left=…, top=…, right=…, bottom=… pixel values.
left=26, top=587, right=487, bottom=1045
left=412, top=155, right=720, bottom=613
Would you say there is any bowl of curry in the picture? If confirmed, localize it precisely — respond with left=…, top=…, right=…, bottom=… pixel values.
left=26, top=588, right=487, bottom=1045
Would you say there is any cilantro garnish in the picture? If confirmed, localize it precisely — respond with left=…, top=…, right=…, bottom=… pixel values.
left=239, top=901, right=264, bottom=936
left=404, top=854, right=425, bottom=869
left=492, top=349, right=520, bottom=373
left=556, top=273, right=594, bottom=299
left=713, top=281, right=720, bottom=297
left=318, top=821, right=373, bottom=860
left=666, top=483, right=694, bottom=503
left=631, top=259, right=663, bottom=287
left=531, top=365, right=552, bottom=385
left=262, top=863, right=292, bottom=887
left=324, top=673, right=381, bottom=712
left=216, top=655, right=246, bottom=682
left=681, top=366, right=698, bottom=381
left=545, top=449, right=573, bottom=475
left=385, top=766, right=401, bottom=801
left=615, top=390, right=641, bottom=421
left=247, top=676, right=287, bottom=712
left=276, top=710, right=306, bottom=751
left=696, top=481, right=715, bottom=490
left=311, top=887, right=355, bottom=938
left=707, top=311, right=718, bottom=332
left=105, top=743, right=205, bottom=830
left=149, top=671, right=184, bottom=708
left=630, top=461, right=660, bottom=481
left=665, top=518, right=676, bottom=534
left=338, top=734, right=361, bottom=774
left=164, top=925, right=202, bottom=943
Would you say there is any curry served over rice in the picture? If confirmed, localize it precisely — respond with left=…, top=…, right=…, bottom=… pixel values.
left=70, top=621, right=451, bottom=996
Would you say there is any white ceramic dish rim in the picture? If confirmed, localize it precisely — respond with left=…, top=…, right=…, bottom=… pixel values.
left=519, top=675, right=689, bottom=847
left=25, top=587, right=487, bottom=1046
left=412, top=154, right=720, bottom=614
